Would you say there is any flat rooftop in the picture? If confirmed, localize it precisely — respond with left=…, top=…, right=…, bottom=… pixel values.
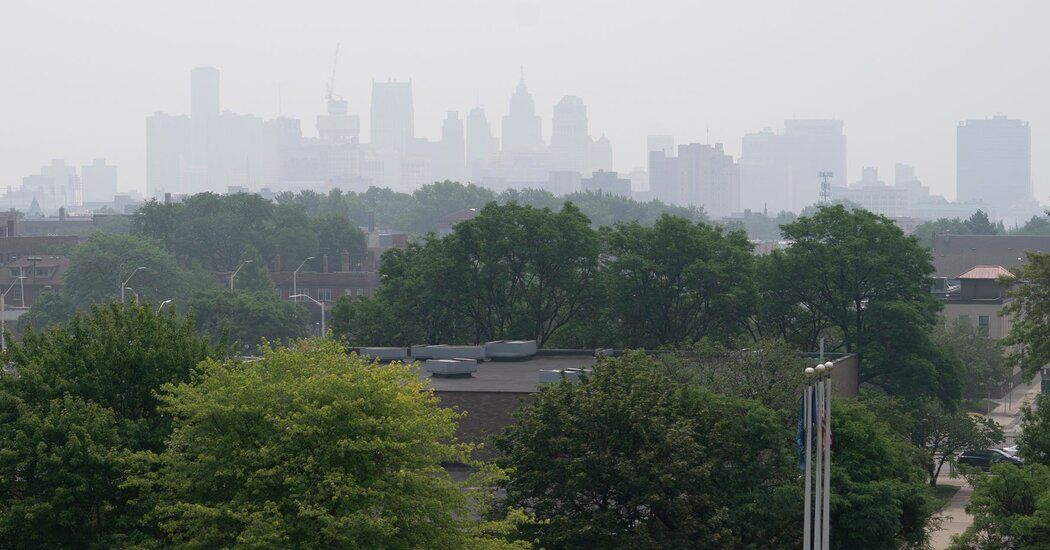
left=414, top=355, right=596, bottom=393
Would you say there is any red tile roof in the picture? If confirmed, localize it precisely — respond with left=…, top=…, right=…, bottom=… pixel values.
left=956, top=265, right=1014, bottom=280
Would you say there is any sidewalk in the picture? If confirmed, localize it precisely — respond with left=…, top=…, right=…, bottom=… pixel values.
left=929, top=378, right=1041, bottom=549
left=987, top=377, right=1041, bottom=443
left=930, top=476, right=972, bottom=549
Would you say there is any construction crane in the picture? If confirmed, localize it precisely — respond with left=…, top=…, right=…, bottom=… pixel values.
left=326, top=43, right=341, bottom=104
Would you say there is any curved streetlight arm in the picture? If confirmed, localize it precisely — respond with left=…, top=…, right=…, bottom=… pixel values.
left=290, top=293, right=325, bottom=337
left=121, top=266, right=147, bottom=304
left=3, top=276, right=27, bottom=297
left=293, top=257, right=315, bottom=302
left=230, top=260, right=254, bottom=290
left=157, top=299, right=173, bottom=313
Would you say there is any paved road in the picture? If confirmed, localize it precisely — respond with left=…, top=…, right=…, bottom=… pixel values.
left=928, top=378, right=1041, bottom=549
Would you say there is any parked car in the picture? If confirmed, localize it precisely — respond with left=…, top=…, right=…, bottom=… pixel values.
left=1003, top=444, right=1019, bottom=455
left=957, top=449, right=1023, bottom=471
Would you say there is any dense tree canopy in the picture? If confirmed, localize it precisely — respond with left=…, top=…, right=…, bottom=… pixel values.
left=496, top=351, right=799, bottom=549
left=603, top=215, right=756, bottom=347
left=912, top=210, right=1006, bottom=248
left=132, top=192, right=366, bottom=273
left=275, top=181, right=707, bottom=235
left=932, top=318, right=1007, bottom=399
left=759, top=205, right=959, bottom=401
left=62, top=233, right=210, bottom=308
left=1018, top=395, right=1050, bottom=466
left=1001, top=251, right=1050, bottom=378
left=139, top=340, right=523, bottom=549
left=0, top=303, right=223, bottom=547
left=357, top=201, right=603, bottom=346
left=186, top=289, right=309, bottom=352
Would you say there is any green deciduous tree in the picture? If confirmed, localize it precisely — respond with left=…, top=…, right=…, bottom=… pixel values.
left=0, top=395, right=123, bottom=549
left=759, top=205, right=958, bottom=401
left=365, top=202, right=602, bottom=346
left=1011, top=214, right=1050, bottom=235
left=663, top=338, right=806, bottom=412
left=910, top=399, right=1003, bottom=486
left=603, top=215, right=756, bottom=347
left=138, top=340, right=523, bottom=549
left=829, top=400, right=938, bottom=549
left=0, top=303, right=222, bottom=547
left=187, top=289, right=308, bottom=353
left=932, top=318, right=1008, bottom=399
left=495, top=351, right=800, bottom=549
left=1001, top=251, right=1050, bottom=379
left=951, top=463, right=1050, bottom=549
left=1018, top=395, right=1050, bottom=466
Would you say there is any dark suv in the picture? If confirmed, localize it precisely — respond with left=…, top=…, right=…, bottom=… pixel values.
left=957, top=449, right=1023, bottom=471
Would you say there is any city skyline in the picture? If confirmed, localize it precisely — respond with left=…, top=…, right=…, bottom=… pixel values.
left=3, top=1, right=1050, bottom=205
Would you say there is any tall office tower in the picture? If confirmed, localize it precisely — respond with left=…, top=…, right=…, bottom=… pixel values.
left=41, top=159, right=82, bottom=208
left=783, top=120, right=846, bottom=212
left=647, top=135, right=675, bottom=157
left=677, top=143, right=740, bottom=218
left=465, top=107, right=498, bottom=170
left=739, top=121, right=846, bottom=214
left=438, top=111, right=466, bottom=182
left=739, top=129, right=790, bottom=213
left=501, top=72, right=543, bottom=153
left=190, top=66, right=220, bottom=120
left=370, top=80, right=415, bottom=153
left=550, top=95, right=590, bottom=173
left=648, top=150, right=680, bottom=205
left=146, top=112, right=190, bottom=198
left=590, top=135, right=612, bottom=173
left=957, top=115, right=1032, bottom=208
left=81, top=158, right=117, bottom=203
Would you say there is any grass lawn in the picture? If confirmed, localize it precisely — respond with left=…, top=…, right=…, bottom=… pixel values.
left=932, top=484, right=961, bottom=509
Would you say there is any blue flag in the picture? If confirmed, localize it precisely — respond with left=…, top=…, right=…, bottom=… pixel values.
left=796, top=395, right=806, bottom=470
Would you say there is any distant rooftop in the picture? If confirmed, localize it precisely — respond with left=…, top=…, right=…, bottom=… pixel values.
left=957, top=265, right=1013, bottom=280
left=931, top=233, right=1050, bottom=278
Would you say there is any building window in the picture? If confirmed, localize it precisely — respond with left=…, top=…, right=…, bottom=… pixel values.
left=978, top=315, right=990, bottom=337
left=276, top=288, right=282, bottom=299
left=319, top=287, right=333, bottom=302
left=958, top=315, right=970, bottom=326
left=344, top=289, right=353, bottom=296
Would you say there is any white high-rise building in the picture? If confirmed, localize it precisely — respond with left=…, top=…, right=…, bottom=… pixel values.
left=465, top=107, right=498, bottom=177
left=81, top=158, right=117, bottom=203
left=370, top=81, right=415, bottom=154
left=957, top=115, right=1032, bottom=209
left=501, top=72, right=543, bottom=154
left=550, top=95, right=589, bottom=174
left=740, top=120, right=846, bottom=214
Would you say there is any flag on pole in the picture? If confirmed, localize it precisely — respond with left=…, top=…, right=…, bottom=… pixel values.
left=796, top=395, right=806, bottom=470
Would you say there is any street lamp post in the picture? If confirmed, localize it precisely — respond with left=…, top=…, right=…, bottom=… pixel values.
left=293, top=256, right=315, bottom=303
left=290, top=293, right=325, bottom=337
left=121, top=266, right=146, bottom=304
left=157, top=299, right=173, bottom=313
left=124, top=287, right=140, bottom=305
left=1, top=276, right=27, bottom=351
left=230, top=260, right=254, bottom=290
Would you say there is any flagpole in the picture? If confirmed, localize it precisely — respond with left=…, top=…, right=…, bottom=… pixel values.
left=813, top=363, right=827, bottom=550
left=803, top=368, right=814, bottom=550
left=822, top=361, right=834, bottom=549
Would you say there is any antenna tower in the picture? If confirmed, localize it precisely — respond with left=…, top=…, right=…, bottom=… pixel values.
left=818, top=172, right=834, bottom=204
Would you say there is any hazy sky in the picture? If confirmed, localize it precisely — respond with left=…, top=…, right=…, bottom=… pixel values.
left=2, top=0, right=1049, bottom=203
